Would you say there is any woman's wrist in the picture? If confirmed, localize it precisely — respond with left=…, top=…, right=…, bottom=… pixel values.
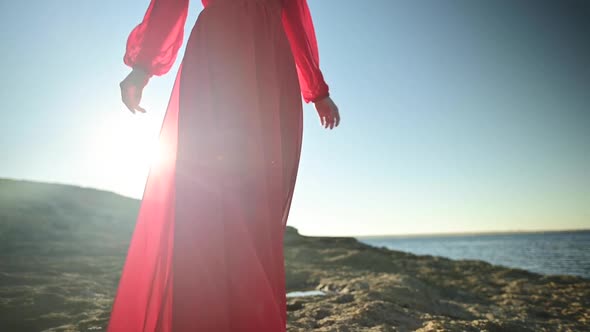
left=131, top=66, right=152, bottom=87
left=312, top=93, right=330, bottom=104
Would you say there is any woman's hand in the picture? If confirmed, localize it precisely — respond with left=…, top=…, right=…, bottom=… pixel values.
left=120, top=67, right=151, bottom=114
left=314, top=96, right=340, bottom=129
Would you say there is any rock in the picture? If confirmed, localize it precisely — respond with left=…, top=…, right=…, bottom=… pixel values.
left=333, top=294, right=355, bottom=304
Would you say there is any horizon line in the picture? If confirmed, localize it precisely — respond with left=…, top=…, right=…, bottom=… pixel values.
left=354, top=228, right=590, bottom=238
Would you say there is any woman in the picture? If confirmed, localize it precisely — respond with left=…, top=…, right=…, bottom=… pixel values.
left=108, top=0, right=339, bottom=330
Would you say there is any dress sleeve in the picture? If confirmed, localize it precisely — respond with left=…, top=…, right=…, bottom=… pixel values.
left=282, top=0, right=330, bottom=103
left=124, top=0, right=190, bottom=76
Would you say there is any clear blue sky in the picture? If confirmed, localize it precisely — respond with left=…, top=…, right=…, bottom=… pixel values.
left=1, top=0, right=589, bottom=236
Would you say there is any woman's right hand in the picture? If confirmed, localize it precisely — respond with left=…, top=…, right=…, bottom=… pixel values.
left=120, top=67, right=151, bottom=114
left=314, top=96, right=340, bottom=129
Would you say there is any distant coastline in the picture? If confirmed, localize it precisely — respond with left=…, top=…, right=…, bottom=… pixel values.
left=356, top=228, right=590, bottom=239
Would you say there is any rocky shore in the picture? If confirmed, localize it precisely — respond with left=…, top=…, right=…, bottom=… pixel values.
left=0, top=179, right=588, bottom=331
left=283, top=227, right=589, bottom=331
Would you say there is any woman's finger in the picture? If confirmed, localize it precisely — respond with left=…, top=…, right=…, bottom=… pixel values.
left=120, top=83, right=136, bottom=114
left=123, top=100, right=136, bottom=114
left=330, top=110, right=336, bottom=129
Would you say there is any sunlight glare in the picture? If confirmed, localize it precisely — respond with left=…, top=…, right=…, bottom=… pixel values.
left=89, top=111, right=169, bottom=198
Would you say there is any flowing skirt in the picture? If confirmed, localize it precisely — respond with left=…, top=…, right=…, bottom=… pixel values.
left=107, top=2, right=303, bottom=331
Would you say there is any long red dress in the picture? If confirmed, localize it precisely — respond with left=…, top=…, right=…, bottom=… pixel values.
left=107, top=0, right=329, bottom=331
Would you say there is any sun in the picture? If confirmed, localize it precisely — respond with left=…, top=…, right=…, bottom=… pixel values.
left=88, top=111, right=172, bottom=198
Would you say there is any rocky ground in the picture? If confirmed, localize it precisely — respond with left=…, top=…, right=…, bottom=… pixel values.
left=4, top=227, right=588, bottom=332
left=1, top=179, right=588, bottom=331
left=282, top=227, right=589, bottom=332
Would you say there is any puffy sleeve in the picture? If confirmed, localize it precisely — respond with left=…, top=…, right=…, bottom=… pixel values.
left=282, top=0, right=330, bottom=103
left=124, top=0, right=189, bottom=76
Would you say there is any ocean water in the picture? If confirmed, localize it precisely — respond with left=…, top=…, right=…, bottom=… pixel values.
left=358, top=231, right=590, bottom=279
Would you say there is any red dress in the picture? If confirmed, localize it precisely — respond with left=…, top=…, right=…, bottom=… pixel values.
left=107, top=0, right=329, bottom=331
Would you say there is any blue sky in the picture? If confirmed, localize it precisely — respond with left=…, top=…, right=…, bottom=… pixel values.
left=1, top=0, right=589, bottom=236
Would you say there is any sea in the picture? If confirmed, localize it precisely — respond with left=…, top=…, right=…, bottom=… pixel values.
left=357, top=230, right=590, bottom=279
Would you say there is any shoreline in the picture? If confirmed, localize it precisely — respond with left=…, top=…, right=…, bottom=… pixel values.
left=356, top=235, right=590, bottom=281
left=284, top=227, right=590, bottom=331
